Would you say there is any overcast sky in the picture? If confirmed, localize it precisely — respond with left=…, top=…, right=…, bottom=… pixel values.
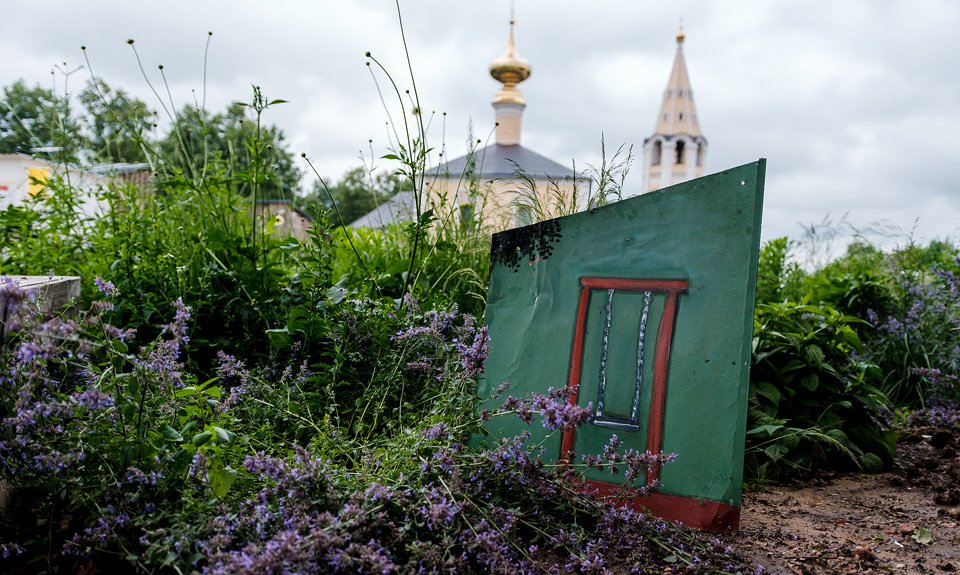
left=3, top=0, right=958, bottom=247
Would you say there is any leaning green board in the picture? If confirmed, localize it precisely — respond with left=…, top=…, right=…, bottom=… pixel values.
left=478, top=160, right=766, bottom=530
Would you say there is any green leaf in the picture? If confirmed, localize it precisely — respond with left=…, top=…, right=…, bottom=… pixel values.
left=911, top=527, right=932, bottom=545
left=755, top=382, right=782, bottom=406
left=858, top=453, right=884, bottom=472
left=799, top=373, right=819, bottom=391
left=381, top=153, right=400, bottom=160
left=266, top=328, right=292, bottom=349
left=191, top=430, right=213, bottom=446
left=213, top=426, right=237, bottom=444
left=172, top=445, right=197, bottom=476
left=781, top=359, right=807, bottom=373
left=747, top=424, right=783, bottom=436
left=836, top=325, right=862, bottom=349
left=160, top=424, right=183, bottom=442
left=119, top=442, right=135, bottom=468
left=763, top=443, right=790, bottom=462
left=824, top=428, right=849, bottom=445
left=126, top=377, right=141, bottom=400
left=805, top=345, right=824, bottom=368
left=209, top=467, right=237, bottom=499
left=121, top=403, right=137, bottom=423
left=175, top=387, right=198, bottom=398
left=326, top=285, right=348, bottom=304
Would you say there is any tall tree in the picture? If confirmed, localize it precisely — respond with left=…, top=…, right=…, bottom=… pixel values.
left=0, top=80, right=83, bottom=163
left=158, top=100, right=301, bottom=199
left=79, top=79, right=154, bottom=164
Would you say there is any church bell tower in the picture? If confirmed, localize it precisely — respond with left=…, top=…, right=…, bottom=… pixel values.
left=641, top=26, right=708, bottom=192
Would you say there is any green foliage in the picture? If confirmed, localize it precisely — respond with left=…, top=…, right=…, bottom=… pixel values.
left=0, top=295, right=246, bottom=571
left=237, top=297, right=484, bottom=449
left=756, top=237, right=801, bottom=304
left=777, top=236, right=960, bottom=408
left=0, top=88, right=302, bottom=369
left=862, top=252, right=960, bottom=407
left=156, top=97, right=301, bottom=200
left=791, top=240, right=895, bottom=319
left=747, top=301, right=895, bottom=480
left=328, top=224, right=490, bottom=316
left=307, top=165, right=411, bottom=225
left=79, top=78, right=154, bottom=163
left=0, top=174, right=92, bottom=276
left=0, top=79, right=83, bottom=162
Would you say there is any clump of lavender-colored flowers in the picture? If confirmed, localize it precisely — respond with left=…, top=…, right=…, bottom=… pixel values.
left=499, top=385, right=593, bottom=431
left=389, top=300, right=489, bottom=382
left=197, top=398, right=745, bottom=575
left=1, top=286, right=748, bottom=574
left=582, top=434, right=679, bottom=484
left=0, top=289, right=228, bottom=572
left=865, top=257, right=960, bottom=406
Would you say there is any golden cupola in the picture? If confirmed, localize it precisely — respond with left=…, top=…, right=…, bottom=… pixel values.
left=489, top=18, right=530, bottom=145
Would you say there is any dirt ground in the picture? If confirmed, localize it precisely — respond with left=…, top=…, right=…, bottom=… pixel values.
left=726, top=426, right=960, bottom=574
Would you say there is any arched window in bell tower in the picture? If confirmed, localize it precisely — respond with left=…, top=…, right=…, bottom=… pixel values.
left=674, top=140, right=685, bottom=165
left=652, top=140, right=662, bottom=165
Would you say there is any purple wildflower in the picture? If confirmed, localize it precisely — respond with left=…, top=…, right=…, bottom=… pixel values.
left=0, top=542, right=25, bottom=558
left=216, top=351, right=251, bottom=410
left=422, top=422, right=451, bottom=441
left=136, top=298, right=192, bottom=387
left=93, top=276, right=118, bottom=298
left=419, top=488, right=459, bottom=530
left=532, top=389, right=593, bottom=431
left=454, top=325, right=489, bottom=378
left=125, top=466, right=163, bottom=486
left=102, top=323, right=136, bottom=342
left=70, top=387, right=115, bottom=410
left=90, top=299, right=115, bottom=313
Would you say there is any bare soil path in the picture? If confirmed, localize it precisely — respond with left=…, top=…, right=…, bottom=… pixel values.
left=725, top=427, right=960, bottom=574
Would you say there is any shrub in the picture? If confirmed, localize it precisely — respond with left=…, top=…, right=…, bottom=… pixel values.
left=0, top=277, right=749, bottom=574
left=746, top=301, right=896, bottom=480
left=864, top=256, right=960, bottom=407
left=0, top=279, right=245, bottom=572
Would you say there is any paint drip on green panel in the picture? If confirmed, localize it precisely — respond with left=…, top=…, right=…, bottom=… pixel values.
left=478, top=160, right=766, bottom=529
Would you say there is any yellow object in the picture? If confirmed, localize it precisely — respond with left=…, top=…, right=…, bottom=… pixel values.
left=489, top=18, right=531, bottom=106
left=27, top=167, right=49, bottom=198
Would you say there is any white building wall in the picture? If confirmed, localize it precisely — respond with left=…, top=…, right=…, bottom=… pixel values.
left=0, top=154, right=109, bottom=216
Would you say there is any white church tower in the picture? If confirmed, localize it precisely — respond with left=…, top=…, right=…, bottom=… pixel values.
left=642, top=26, right=708, bottom=192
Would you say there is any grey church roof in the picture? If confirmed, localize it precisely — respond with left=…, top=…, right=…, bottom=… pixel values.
left=438, top=143, right=576, bottom=180
left=348, top=144, right=579, bottom=228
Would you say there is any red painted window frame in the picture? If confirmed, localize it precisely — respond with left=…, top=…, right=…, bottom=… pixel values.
left=561, top=277, right=689, bottom=486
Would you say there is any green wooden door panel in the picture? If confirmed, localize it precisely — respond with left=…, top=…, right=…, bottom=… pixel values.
left=478, top=160, right=766, bottom=529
